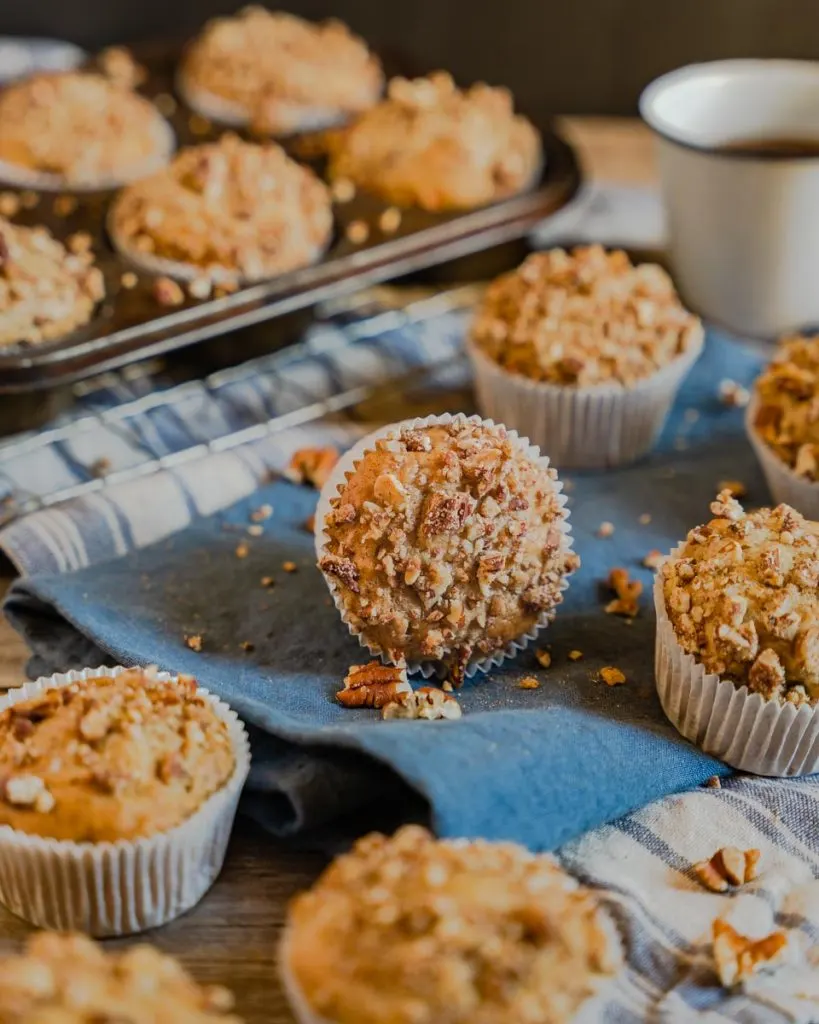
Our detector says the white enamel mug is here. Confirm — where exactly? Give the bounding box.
[640,59,819,338]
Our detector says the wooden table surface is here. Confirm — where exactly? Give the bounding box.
[0,117,657,1022]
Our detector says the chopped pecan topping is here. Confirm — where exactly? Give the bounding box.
[518,676,540,690]
[605,567,642,617]
[400,429,432,452]
[5,774,50,809]
[599,667,626,686]
[382,686,462,721]
[694,847,761,892]
[331,502,356,525]
[79,705,112,742]
[336,662,411,709]
[319,554,360,593]
[712,918,788,988]
[422,492,474,534]
[534,649,551,668]
[285,446,339,489]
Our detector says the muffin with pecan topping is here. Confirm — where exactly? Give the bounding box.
[327,71,541,211]
[282,825,622,1024]
[179,8,382,135]
[109,134,333,283]
[0,216,104,347]
[316,414,577,680]
[0,71,173,190]
[655,491,819,775]
[0,666,249,934]
[747,334,819,517]
[0,932,241,1023]
[468,245,704,468]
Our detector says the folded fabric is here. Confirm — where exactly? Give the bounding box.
[4,326,769,852]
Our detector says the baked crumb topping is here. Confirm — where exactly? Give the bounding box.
[287,825,620,1024]
[180,8,382,132]
[110,134,332,281]
[0,668,235,841]
[0,216,104,347]
[0,932,239,1022]
[0,72,170,186]
[661,492,819,702]
[319,419,578,669]
[471,246,703,387]
[752,335,819,480]
[328,71,542,211]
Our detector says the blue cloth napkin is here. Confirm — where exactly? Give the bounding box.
[3,326,770,851]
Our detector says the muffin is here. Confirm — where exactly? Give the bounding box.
[0,666,249,934]
[0,71,174,190]
[747,334,819,517]
[327,71,542,211]
[0,217,104,347]
[468,246,705,468]
[316,414,577,680]
[282,825,622,1024]
[179,8,383,135]
[109,134,333,283]
[0,932,241,1023]
[655,491,819,775]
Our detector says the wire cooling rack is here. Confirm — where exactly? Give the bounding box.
[0,284,481,527]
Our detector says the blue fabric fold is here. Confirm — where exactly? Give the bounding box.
[3,328,771,851]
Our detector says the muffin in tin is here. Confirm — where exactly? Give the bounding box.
[282,825,622,1024]
[747,334,819,516]
[0,71,174,190]
[179,7,383,135]
[0,217,105,348]
[655,491,819,775]
[468,246,704,468]
[109,134,333,284]
[0,932,241,1022]
[0,666,249,934]
[316,414,577,679]
[327,71,542,211]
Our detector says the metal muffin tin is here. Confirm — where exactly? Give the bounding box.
[0,42,581,394]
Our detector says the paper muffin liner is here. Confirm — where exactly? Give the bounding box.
[466,331,704,470]
[745,396,819,519]
[0,114,175,192]
[314,411,575,680]
[654,551,819,776]
[177,74,353,135]
[0,665,250,936]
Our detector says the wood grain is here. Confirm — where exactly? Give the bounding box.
[0,118,654,1022]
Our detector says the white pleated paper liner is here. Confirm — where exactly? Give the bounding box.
[653,555,819,776]
[0,113,175,192]
[466,329,704,470]
[177,74,354,135]
[745,396,819,520]
[314,411,575,680]
[0,665,250,936]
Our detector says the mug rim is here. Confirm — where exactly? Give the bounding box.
[639,57,819,160]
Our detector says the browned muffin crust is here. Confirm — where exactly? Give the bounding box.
[0,932,241,1023]
[752,335,819,479]
[180,7,383,133]
[0,217,104,347]
[319,419,578,671]
[287,825,621,1024]
[661,492,819,704]
[109,134,333,282]
[471,246,703,387]
[0,72,171,187]
[328,72,542,211]
[0,669,235,842]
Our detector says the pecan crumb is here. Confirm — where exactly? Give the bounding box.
[712,918,787,988]
[247,524,263,537]
[53,194,77,217]
[694,847,761,892]
[319,554,360,593]
[260,576,275,588]
[597,521,615,538]
[718,379,750,408]
[534,649,552,669]
[519,676,540,690]
[239,640,255,653]
[337,662,411,709]
[382,686,462,721]
[706,775,722,789]
[4,774,48,808]
[378,207,402,234]
[120,271,138,289]
[303,514,315,534]
[153,276,185,307]
[185,634,203,652]
[638,513,652,525]
[235,542,249,559]
[331,178,356,203]
[0,192,19,217]
[568,650,584,661]
[599,666,626,686]
[282,561,298,573]
[188,276,212,301]
[643,549,665,570]
[346,219,370,245]
[718,479,747,499]
[250,504,273,522]
[605,567,642,617]
[285,447,339,489]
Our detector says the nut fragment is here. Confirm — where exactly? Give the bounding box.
[596,521,615,538]
[97,45,147,88]
[235,542,249,559]
[53,195,77,217]
[378,207,402,234]
[642,549,665,570]
[285,447,339,489]
[694,846,761,892]
[331,178,355,203]
[250,504,273,522]
[719,379,750,408]
[568,650,583,661]
[282,561,298,573]
[337,662,411,709]
[185,634,203,652]
[518,676,540,690]
[153,276,185,307]
[599,666,626,686]
[718,479,747,499]
[605,567,642,617]
[120,270,138,289]
[534,649,551,669]
[705,775,722,789]
[79,706,111,742]
[5,774,48,807]
[638,513,652,525]
[712,918,788,988]
[346,219,370,245]
[187,276,212,301]
[382,686,462,721]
